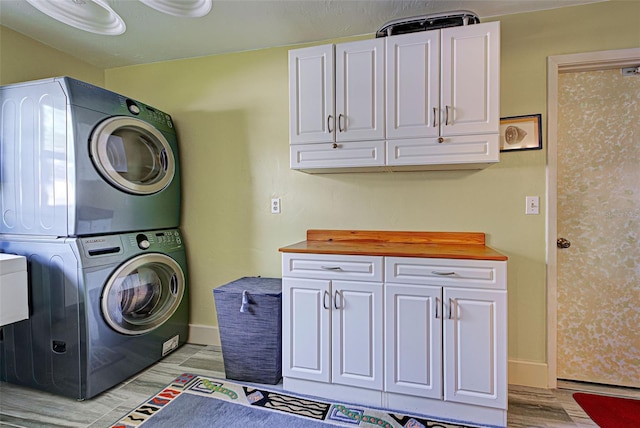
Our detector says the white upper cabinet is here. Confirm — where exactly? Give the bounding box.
[289,21,501,172]
[335,39,385,142]
[386,22,500,139]
[289,45,335,144]
[385,22,500,169]
[386,30,440,140]
[289,39,384,146]
[441,22,500,136]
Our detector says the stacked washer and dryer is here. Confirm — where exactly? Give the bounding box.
[0,77,189,399]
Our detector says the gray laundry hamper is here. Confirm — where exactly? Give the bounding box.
[213,277,282,384]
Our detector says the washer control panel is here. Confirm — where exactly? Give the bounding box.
[129,230,182,251]
[81,229,183,259]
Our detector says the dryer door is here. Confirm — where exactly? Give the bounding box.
[90,117,175,195]
[101,253,185,335]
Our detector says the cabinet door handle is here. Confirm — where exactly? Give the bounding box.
[338,114,345,132]
[445,105,451,126]
[433,107,438,127]
[321,266,343,271]
[327,115,334,133]
[323,290,330,310]
[448,298,455,320]
[435,297,440,319]
[333,290,343,310]
[432,271,456,276]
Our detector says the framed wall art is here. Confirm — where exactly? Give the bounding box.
[500,114,542,152]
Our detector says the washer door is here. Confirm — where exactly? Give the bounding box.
[102,253,185,335]
[90,117,175,195]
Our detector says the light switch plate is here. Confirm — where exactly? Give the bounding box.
[526,196,540,215]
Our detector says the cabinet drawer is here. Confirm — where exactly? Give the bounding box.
[290,141,385,170]
[283,253,383,282]
[385,257,506,290]
[387,134,499,167]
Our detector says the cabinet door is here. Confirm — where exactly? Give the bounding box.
[335,39,385,142]
[289,45,335,144]
[441,22,500,136]
[444,287,507,409]
[385,283,442,399]
[282,277,331,383]
[331,280,383,390]
[386,31,440,140]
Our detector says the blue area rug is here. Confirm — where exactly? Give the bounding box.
[110,373,485,427]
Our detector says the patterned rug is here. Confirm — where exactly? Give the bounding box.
[110,373,488,428]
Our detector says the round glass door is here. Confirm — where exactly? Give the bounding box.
[101,253,185,335]
[90,117,175,195]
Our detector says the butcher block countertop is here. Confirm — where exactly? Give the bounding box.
[279,230,508,261]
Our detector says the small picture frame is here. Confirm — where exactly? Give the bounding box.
[500,114,542,152]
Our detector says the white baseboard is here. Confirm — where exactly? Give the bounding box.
[187,324,220,346]
[186,327,551,389]
[508,359,549,388]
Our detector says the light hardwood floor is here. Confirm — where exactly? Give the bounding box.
[0,344,637,427]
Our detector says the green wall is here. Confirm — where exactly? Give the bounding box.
[0,25,103,86]
[3,0,639,386]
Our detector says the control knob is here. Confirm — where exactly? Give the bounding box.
[136,233,150,250]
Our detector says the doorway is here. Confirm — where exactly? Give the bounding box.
[547,48,640,389]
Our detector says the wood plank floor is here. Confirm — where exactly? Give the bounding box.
[0,344,637,427]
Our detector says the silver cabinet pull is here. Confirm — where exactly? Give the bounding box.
[333,290,343,310]
[433,107,438,127]
[323,290,330,310]
[321,266,343,271]
[332,143,338,149]
[445,105,451,125]
[448,298,454,320]
[432,271,456,276]
[327,115,334,133]
[338,114,345,132]
[435,297,440,319]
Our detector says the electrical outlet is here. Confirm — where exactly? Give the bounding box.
[526,196,539,215]
[271,198,281,214]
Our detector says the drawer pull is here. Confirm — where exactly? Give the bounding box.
[435,297,440,319]
[321,266,343,271]
[432,271,456,276]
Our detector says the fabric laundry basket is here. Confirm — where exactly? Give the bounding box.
[213,276,282,384]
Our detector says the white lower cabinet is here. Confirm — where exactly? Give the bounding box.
[443,287,507,409]
[384,283,442,399]
[282,252,507,427]
[282,277,383,390]
[282,253,384,392]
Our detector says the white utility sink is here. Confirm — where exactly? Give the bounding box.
[0,253,28,326]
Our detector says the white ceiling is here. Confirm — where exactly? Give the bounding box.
[0,0,605,69]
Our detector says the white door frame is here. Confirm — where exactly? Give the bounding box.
[546,47,640,388]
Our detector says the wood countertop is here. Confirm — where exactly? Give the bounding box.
[279,230,508,261]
